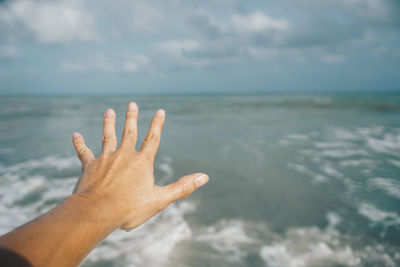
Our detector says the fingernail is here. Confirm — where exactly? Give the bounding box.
[127,102,137,112]
[104,108,115,118]
[72,132,81,140]
[194,175,209,188]
[156,109,165,118]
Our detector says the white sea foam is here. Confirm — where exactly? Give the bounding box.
[388,159,400,168]
[0,156,78,177]
[259,215,397,267]
[190,215,399,267]
[355,126,384,137]
[332,128,359,140]
[288,162,330,183]
[0,153,195,267]
[326,212,341,230]
[84,201,195,267]
[1,147,399,267]
[314,141,350,149]
[368,177,400,200]
[195,219,258,263]
[286,134,309,140]
[339,159,375,167]
[260,240,361,267]
[358,203,400,226]
[313,174,329,182]
[287,163,308,174]
[273,126,400,265]
[155,156,174,185]
[320,164,342,178]
[319,149,369,158]
[367,134,400,155]
[279,133,309,145]
[0,156,81,234]
[1,175,47,205]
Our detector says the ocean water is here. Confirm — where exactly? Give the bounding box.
[0,93,400,267]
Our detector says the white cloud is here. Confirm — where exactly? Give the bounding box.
[320,54,346,64]
[152,12,292,68]
[62,53,152,73]
[62,53,113,72]
[0,0,398,76]
[155,39,206,68]
[123,54,152,73]
[247,47,306,63]
[3,0,100,43]
[155,40,200,55]
[232,11,290,33]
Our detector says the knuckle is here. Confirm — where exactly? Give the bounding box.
[177,183,189,199]
[77,146,88,156]
[82,159,93,168]
[123,129,136,137]
[102,135,117,143]
[144,133,158,143]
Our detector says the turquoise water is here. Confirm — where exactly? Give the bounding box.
[0,93,400,266]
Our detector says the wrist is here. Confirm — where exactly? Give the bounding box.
[65,193,122,234]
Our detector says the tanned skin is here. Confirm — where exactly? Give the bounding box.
[0,102,209,267]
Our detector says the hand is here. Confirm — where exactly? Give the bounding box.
[71,102,209,231]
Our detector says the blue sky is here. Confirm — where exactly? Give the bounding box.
[0,0,399,94]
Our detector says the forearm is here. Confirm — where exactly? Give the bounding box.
[0,194,117,267]
[0,103,209,266]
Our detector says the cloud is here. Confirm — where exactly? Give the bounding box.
[188,14,224,39]
[123,54,152,73]
[61,53,113,72]
[155,40,200,55]
[155,39,210,68]
[232,12,290,33]
[153,11,292,68]
[0,0,399,93]
[62,53,151,73]
[1,0,100,43]
[319,54,346,64]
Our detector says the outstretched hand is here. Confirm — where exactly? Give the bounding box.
[71,102,209,231]
[0,102,208,267]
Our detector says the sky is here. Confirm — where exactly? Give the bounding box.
[0,0,399,94]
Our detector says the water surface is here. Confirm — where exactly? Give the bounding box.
[0,93,399,266]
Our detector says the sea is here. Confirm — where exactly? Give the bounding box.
[0,93,399,267]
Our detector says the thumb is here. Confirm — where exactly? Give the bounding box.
[159,173,209,206]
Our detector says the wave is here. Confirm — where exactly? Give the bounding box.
[369,178,400,200]
[84,202,195,267]
[0,155,197,266]
[358,203,400,226]
[192,214,399,267]
[367,134,400,156]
